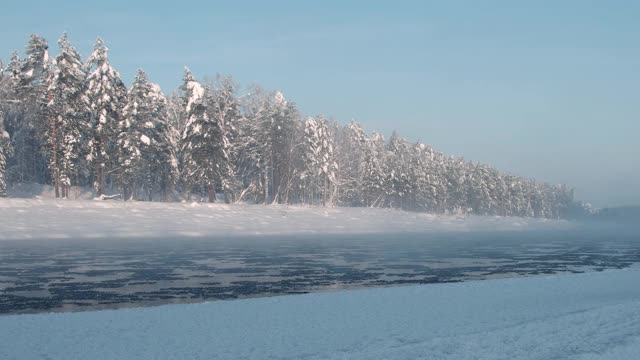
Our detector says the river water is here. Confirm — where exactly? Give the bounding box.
[1,225,639,315]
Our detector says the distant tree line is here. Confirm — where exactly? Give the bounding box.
[0,34,576,218]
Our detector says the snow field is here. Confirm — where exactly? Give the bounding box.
[0,198,573,241]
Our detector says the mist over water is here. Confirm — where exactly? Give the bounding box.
[1,223,639,315]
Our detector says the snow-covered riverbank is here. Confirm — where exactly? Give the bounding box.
[1,268,639,359]
[0,198,573,241]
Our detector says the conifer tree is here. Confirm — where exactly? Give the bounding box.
[85,38,127,196]
[207,76,239,202]
[117,70,146,199]
[0,128,11,197]
[334,122,367,206]
[385,131,412,208]
[119,69,177,200]
[0,57,15,196]
[11,35,52,184]
[362,132,386,207]
[47,33,89,198]
[235,88,273,203]
[302,116,338,206]
[147,82,180,201]
[180,67,226,202]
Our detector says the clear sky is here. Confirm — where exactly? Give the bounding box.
[1,0,638,207]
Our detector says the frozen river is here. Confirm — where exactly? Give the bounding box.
[1,225,639,315]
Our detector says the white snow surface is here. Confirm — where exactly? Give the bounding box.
[1,268,639,359]
[139,134,151,145]
[0,197,572,241]
[185,80,205,113]
[274,90,287,107]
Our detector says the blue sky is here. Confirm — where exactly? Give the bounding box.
[1,0,639,207]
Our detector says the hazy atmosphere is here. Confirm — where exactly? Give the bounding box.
[2,3,640,359]
[1,0,638,207]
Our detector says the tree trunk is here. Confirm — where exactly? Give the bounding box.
[147,165,153,201]
[97,166,104,196]
[50,109,59,198]
[322,175,327,207]
[263,166,269,205]
[207,182,215,203]
[96,137,105,196]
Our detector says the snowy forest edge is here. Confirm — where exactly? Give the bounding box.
[0,34,594,220]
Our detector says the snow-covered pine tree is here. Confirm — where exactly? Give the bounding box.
[424,148,448,213]
[165,92,186,194]
[46,33,90,198]
[504,175,524,216]
[0,57,16,194]
[5,52,22,84]
[468,163,496,215]
[361,132,386,207]
[0,59,4,104]
[385,131,412,209]
[0,58,8,111]
[443,156,469,214]
[491,168,509,216]
[0,56,12,196]
[0,124,12,197]
[147,82,180,201]
[270,93,301,204]
[407,143,430,211]
[85,37,127,196]
[349,122,368,205]
[118,70,178,201]
[332,122,365,206]
[10,35,52,184]
[180,67,227,202]
[206,76,240,202]
[530,181,548,218]
[44,55,62,198]
[117,70,147,200]
[1,51,22,118]
[166,92,187,136]
[236,89,302,204]
[235,87,271,203]
[301,117,320,204]
[302,116,338,206]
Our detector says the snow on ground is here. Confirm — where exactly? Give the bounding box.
[7,182,95,200]
[0,197,573,241]
[1,268,639,359]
